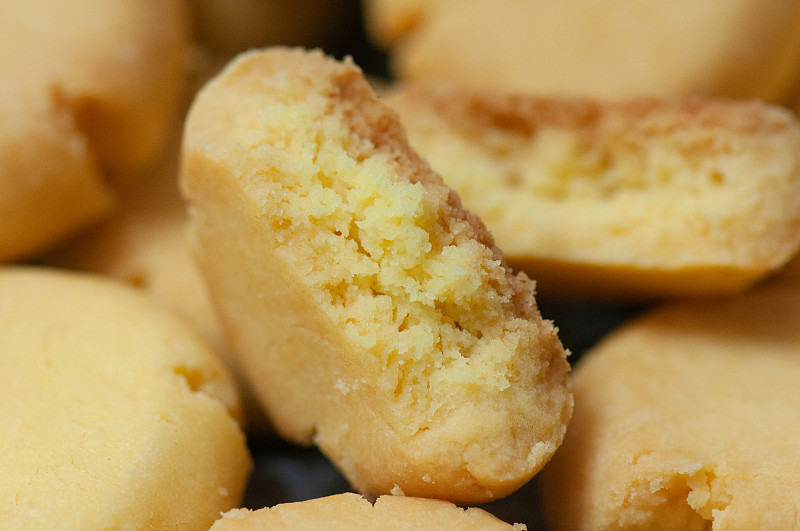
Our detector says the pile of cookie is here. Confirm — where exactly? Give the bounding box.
[4,1,800,529]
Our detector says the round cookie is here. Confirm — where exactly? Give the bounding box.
[210,493,526,530]
[181,47,572,503]
[367,0,800,103]
[386,84,800,300]
[0,0,190,262]
[44,107,274,439]
[537,283,800,529]
[0,266,252,530]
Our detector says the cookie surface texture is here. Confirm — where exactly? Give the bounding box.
[386,85,800,300]
[210,493,526,530]
[181,47,572,503]
[0,266,252,530]
[538,283,800,529]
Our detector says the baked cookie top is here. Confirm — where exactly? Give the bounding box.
[0,266,251,530]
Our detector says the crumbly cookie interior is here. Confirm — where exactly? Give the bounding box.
[233,67,548,430]
[391,91,800,268]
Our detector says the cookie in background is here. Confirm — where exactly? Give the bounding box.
[386,84,800,301]
[0,0,191,263]
[191,0,362,57]
[537,278,800,529]
[42,61,274,439]
[210,493,526,530]
[365,0,800,104]
[0,266,251,530]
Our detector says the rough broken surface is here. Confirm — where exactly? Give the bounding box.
[181,47,572,503]
[538,282,800,530]
[386,84,800,299]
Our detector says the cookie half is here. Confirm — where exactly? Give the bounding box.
[387,84,800,300]
[181,47,572,503]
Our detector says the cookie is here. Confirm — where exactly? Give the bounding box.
[181,47,572,503]
[366,0,800,103]
[0,266,252,530]
[210,493,526,530]
[538,283,800,529]
[386,84,800,300]
[0,85,113,263]
[42,70,273,439]
[0,0,190,262]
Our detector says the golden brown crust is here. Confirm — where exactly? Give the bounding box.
[327,62,531,318]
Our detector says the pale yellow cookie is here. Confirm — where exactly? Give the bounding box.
[538,283,800,530]
[44,102,273,439]
[0,266,252,530]
[0,0,190,262]
[386,84,800,300]
[366,0,800,104]
[181,47,572,503]
[210,493,526,530]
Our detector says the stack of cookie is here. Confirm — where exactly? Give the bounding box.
[4,1,800,529]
